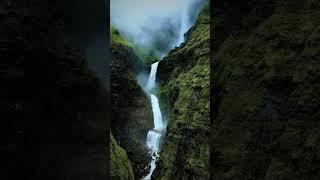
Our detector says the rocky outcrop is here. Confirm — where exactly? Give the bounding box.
[0,1,107,179]
[111,39,153,178]
[154,8,210,179]
[213,0,320,179]
[110,132,135,180]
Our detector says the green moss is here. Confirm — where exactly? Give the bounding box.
[110,25,160,65]
[110,25,132,47]
[110,132,135,180]
[133,46,160,64]
[213,1,320,179]
[154,10,210,179]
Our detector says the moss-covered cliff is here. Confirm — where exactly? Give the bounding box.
[110,132,135,180]
[213,0,320,179]
[154,7,210,179]
[111,26,149,75]
[110,28,153,179]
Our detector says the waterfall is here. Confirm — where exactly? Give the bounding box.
[146,130,161,151]
[177,1,189,45]
[145,62,159,91]
[143,62,165,180]
[150,94,164,131]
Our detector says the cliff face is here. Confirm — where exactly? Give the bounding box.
[110,132,135,180]
[213,0,320,179]
[110,35,153,178]
[154,8,210,179]
[0,1,107,179]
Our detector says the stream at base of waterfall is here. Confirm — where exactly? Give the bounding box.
[142,62,165,180]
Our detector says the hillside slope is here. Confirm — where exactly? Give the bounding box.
[154,7,210,179]
[213,0,320,179]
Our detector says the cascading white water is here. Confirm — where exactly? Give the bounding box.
[146,130,161,151]
[143,62,165,180]
[150,94,164,131]
[145,62,159,91]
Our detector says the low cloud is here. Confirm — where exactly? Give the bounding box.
[111,0,205,58]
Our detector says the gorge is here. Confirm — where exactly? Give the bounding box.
[110,0,210,179]
[2,0,320,179]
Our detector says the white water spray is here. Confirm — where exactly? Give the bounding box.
[145,62,159,91]
[143,62,165,180]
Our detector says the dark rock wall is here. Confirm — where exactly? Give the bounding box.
[0,0,108,179]
[213,0,320,179]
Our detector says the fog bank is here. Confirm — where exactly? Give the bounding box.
[111,0,205,58]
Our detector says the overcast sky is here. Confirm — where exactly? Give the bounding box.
[110,0,205,57]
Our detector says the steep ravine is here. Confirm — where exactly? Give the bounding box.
[213,0,320,179]
[153,8,210,179]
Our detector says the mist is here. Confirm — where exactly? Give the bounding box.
[111,0,206,58]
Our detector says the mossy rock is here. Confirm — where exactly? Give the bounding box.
[110,132,135,180]
[153,8,210,180]
[110,25,132,47]
[213,0,320,179]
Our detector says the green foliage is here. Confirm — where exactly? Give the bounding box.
[133,46,160,63]
[110,25,160,64]
[110,132,135,180]
[143,54,159,63]
[154,9,210,180]
[213,1,320,179]
[110,25,132,47]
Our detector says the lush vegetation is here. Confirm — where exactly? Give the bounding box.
[212,0,320,179]
[134,46,160,64]
[110,132,135,180]
[111,25,160,65]
[110,25,132,47]
[153,8,210,180]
